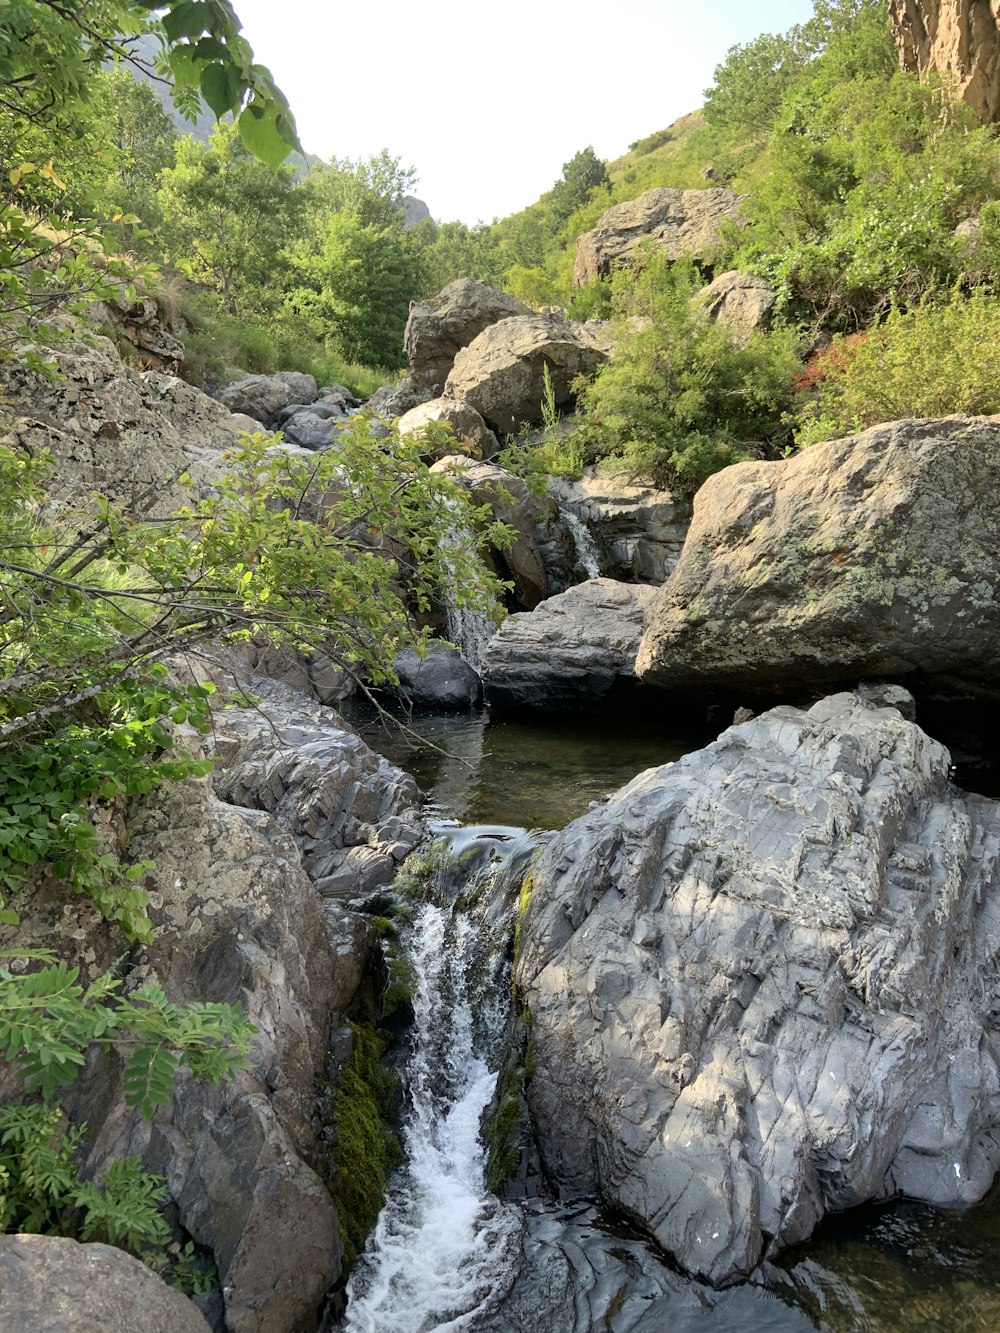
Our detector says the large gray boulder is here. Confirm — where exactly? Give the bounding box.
[481,578,658,709]
[515,691,1000,1286]
[443,314,609,435]
[694,269,776,345]
[404,278,530,393]
[0,1235,210,1333]
[550,469,691,584]
[637,416,1000,696]
[573,187,745,286]
[219,371,318,426]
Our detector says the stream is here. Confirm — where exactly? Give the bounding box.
[338,703,1000,1333]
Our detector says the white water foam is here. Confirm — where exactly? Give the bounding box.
[561,510,602,580]
[343,903,519,1332]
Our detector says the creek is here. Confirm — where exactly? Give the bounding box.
[339,703,1000,1333]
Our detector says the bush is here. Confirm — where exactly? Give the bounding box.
[795,288,1000,443]
[578,254,801,495]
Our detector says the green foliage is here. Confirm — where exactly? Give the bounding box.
[287,209,426,370]
[331,1024,402,1268]
[0,1103,170,1254]
[579,255,800,495]
[158,121,301,314]
[301,151,417,233]
[796,288,1000,443]
[546,146,610,227]
[0,952,253,1110]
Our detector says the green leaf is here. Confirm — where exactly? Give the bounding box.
[162,1,214,43]
[236,101,293,168]
[199,62,245,117]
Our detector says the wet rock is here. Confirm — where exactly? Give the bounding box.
[0,1235,210,1333]
[481,578,658,709]
[392,643,483,710]
[516,690,1000,1286]
[404,278,530,393]
[637,416,1000,697]
[695,270,776,345]
[573,187,745,286]
[444,314,609,436]
[397,396,499,460]
[549,469,691,584]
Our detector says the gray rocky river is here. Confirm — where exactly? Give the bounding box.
[338,703,1000,1333]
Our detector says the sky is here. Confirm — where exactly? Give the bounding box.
[232,0,815,225]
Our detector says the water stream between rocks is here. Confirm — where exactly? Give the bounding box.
[338,705,1000,1333]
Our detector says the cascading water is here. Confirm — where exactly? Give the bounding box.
[560,509,602,580]
[342,825,536,1333]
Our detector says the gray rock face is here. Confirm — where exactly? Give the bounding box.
[695,270,776,345]
[397,396,500,460]
[364,376,435,421]
[481,578,658,709]
[444,314,609,435]
[281,408,343,449]
[515,691,1000,1286]
[0,1235,210,1333]
[88,289,185,373]
[637,416,1000,695]
[392,643,482,709]
[573,187,745,286]
[1,337,258,514]
[550,469,691,584]
[404,278,530,393]
[219,371,318,426]
[213,683,425,896]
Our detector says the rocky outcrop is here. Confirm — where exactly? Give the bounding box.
[549,469,691,584]
[88,289,185,374]
[695,270,776,345]
[0,337,260,513]
[481,578,658,709]
[364,377,435,421]
[515,690,1000,1286]
[0,1235,210,1333]
[404,278,530,393]
[213,682,424,900]
[396,396,500,459]
[430,455,562,610]
[573,188,745,286]
[443,315,609,435]
[637,416,1000,696]
[219,371,319,426]
[891,0,1000,124]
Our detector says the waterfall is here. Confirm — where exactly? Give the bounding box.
[342,825,537,1333]
[561,510,602,580]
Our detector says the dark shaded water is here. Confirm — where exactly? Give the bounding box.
[349,701,1000,1332]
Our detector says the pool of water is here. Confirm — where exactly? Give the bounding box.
[346,702,718,830]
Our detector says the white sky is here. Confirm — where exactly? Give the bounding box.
[232,0,815,224]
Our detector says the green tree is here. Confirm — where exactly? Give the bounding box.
[547,146,610,226]
[158,121,301,313]
[302,150,418,232]
[288,210,426,368]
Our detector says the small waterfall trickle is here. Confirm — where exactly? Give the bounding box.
[342,825,537,1333]
[561,509,602,580]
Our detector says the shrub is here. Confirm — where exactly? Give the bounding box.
[578,254,800,495]
[795,287,1000,443]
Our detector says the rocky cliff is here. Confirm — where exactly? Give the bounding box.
[891,0,1000,123]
